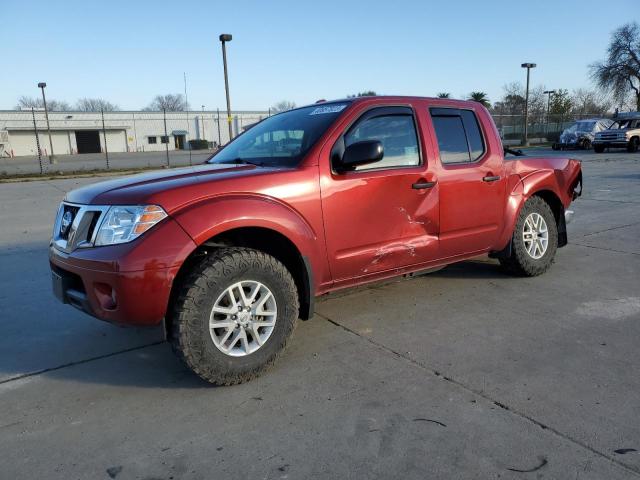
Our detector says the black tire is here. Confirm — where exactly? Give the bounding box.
[581,138,591,150]
[594,144,605,153]
[552,143,559,151]
[499,196,558,277]
[169,248,299,385]
[627,137,639,153]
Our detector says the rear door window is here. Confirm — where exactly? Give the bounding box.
[430,108,486,164]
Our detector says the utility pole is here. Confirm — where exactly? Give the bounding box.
[201,105,205,139]
[219,34,233,142]
[38,82,56,163]
[101,108,109,169]
[216,108,222,147]
[520,63,537,146]
[31,107,43,174]
[543,90,556,137]
[163,108,170,167]
[184,72,192,165]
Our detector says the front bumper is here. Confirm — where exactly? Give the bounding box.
[49,217,196,326]
[593,141,628,148]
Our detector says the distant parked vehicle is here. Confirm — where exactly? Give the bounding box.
[553,118,614,151]
[592,112,640,153]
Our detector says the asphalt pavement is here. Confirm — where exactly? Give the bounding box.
[0,148,639,479]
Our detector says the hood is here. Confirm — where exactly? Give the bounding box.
[65,163,283,212]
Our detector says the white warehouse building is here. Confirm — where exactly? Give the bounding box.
[0,109,269,157]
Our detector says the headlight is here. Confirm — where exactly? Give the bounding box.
[95,205,167,246]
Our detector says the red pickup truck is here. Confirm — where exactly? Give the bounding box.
[50,96,582,384]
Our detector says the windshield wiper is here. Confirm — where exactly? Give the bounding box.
[218,158,264,166]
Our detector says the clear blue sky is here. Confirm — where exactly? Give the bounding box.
[1,0,635,111]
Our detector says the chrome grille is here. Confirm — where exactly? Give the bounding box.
[52,202,110,253]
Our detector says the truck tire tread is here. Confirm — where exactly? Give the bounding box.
[169,247,299,385]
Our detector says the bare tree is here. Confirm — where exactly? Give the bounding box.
[270,100,297,113]
[571,88,612,116]
[491,83,525,116]
[590,22,640,110]
[76,98,119,112]
[15,96,71,111]
[144,94,187,111]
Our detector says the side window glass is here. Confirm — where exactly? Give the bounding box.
[460,110,485,161]
[431,116,470,164]
[431,109,486,164]
[344,114,420,170]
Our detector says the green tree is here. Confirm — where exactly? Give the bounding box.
[590,22,640,110]
[468,91,490,108]
[347,91,377,98]
[436,92,450,98]
[549,89,573,115]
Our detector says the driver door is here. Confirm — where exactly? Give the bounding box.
[319,105,439,283]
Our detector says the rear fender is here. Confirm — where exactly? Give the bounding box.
[494,170,568,252]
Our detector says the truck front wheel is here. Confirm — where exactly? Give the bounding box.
[499,196,558,277]
[593,144,605,153]
[169,248,299,385]
[627,137,639,153]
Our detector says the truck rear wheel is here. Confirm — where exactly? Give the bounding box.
[169,248,299,385]
[499,196,558,277]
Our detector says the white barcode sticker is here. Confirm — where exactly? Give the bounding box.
[309,104,347,115]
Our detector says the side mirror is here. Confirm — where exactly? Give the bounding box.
[338,140,384,172]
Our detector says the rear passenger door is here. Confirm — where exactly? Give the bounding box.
[429,107,506,256]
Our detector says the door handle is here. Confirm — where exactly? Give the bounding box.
[482,175,500,182]
[412,181,437,190]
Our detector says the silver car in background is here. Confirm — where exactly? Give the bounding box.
[553,118,614,150]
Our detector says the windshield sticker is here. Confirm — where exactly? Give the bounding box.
[309,104,347,115]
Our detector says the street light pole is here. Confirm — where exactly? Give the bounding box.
[543,90,556,137]
[521,63,536,146]
[38,82,56,164]
[201,105,205,139]
[219,33,233,143]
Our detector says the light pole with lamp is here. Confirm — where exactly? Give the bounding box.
[219,34,233,142]
[38,82,56,163]
[201,105,205,139]
[521,63,536,146]
[543,89,556,137]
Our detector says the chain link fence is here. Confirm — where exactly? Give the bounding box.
[0,109,269,176]
[0,109,615,176]
[492,112,608,145]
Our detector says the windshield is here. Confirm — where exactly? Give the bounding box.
[612,119,640,129]
[575,121,596,132]
[208,102,351,167]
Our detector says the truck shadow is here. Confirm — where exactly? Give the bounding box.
[1,247,505,389]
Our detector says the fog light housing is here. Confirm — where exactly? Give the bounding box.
[94,283,117,310]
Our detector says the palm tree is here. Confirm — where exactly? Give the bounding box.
[469,91,491,108]
[437,92,450,98]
